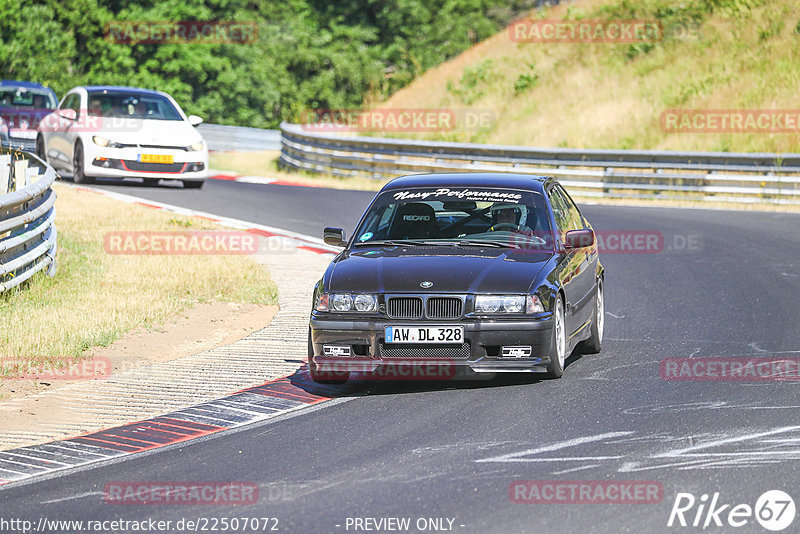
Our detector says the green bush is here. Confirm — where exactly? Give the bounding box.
[0,0,539,128]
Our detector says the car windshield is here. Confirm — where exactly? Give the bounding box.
[0,88,56,110]
[86,90,183,120]
[352,187,554,250]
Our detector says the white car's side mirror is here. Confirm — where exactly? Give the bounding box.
[188,115,204,127]
[58,109,77,121]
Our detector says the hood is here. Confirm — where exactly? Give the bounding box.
[327,246,552,294]
[35,114,203,146]
[0,107,52,131]
[89,118,203,146]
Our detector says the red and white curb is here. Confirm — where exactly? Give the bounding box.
[59,182,338,256]
[208,170,323,188]
[0,369,358,487]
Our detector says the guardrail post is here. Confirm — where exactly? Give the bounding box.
[0,155,10,194]
[14,160,29,191]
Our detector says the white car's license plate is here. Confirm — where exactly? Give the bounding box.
[385,326,464,344]
[10,130,37,139]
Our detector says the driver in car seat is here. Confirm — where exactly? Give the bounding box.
[489,203,533,235]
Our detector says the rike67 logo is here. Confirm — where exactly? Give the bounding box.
[668,490,795,531]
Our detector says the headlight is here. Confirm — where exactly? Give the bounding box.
[354,294,378,312]
[475,295,526,314]
[186,141,204,151]
[92,135,110,147]
[316,293,378,313]
[332,293,353,312]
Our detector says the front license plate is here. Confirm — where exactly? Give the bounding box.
[385,326,464,344]
[138,153,174,164]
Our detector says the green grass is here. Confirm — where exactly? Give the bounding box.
[0,184,278,375]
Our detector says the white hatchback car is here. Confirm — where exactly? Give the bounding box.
[36,86,208,188]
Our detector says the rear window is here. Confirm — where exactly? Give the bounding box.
[0,88,57,110]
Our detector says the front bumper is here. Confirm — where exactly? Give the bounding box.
[89,157,207,180]
[310,314,555,374]
[84,145,209,180]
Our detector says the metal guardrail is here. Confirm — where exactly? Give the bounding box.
[0,151,57,292]
[198,123,281,152]
[279,122,800,205]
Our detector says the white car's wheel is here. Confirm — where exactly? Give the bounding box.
[72,142,94,184]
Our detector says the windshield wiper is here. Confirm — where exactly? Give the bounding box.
[456,239,520,249]
[353,239,432,247]
[353,239,521,249]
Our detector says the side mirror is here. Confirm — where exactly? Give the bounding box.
[188,115,204,127]
[565,228,595,249]
[58,109,77,121]
[323,227,346,247]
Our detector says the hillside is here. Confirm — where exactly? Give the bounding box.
[378,0,800,153]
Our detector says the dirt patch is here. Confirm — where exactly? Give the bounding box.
[0,301,277,404]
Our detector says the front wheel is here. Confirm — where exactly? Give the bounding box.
[183,180,204,189]
[578,280,604,354]
[545,296,566,378]
[72,142,94,184]
[307,330,350,384]
[36,136,46,163]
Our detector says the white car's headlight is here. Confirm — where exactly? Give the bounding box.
[92,135,110,147]
[316,293,378,313]
[475,295,529,314]
[186,141,205,151]
[92,135,123,148]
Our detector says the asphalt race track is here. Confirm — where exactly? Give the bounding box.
[3,177,800,533]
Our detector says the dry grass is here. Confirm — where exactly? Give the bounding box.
[0,184,277,372]
[378,0,800,153]
[209,150,387,191]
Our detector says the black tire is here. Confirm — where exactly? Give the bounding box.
[183,180,204,189]
[143,178,160,186]
[545,295,566,378]
[36,136,46,162]
[578,280,604,354]
[72,142,94,184]
[307,329,350,384]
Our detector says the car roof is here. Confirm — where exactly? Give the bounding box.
[0,80,56,93]
[380,173,552,193]
[82,86,165,96]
